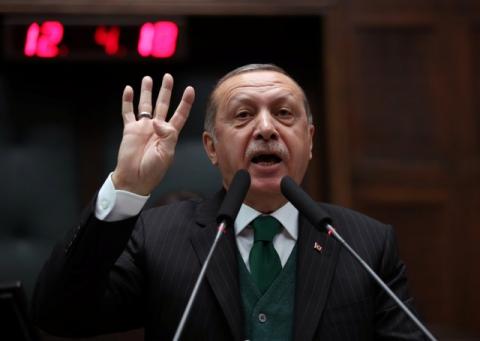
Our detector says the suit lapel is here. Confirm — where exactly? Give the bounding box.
[190,190,244,341]
[293,215,341,341]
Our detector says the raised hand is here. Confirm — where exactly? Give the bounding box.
[112,74,195,195]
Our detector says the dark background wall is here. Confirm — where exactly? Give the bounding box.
[0,0,479,340]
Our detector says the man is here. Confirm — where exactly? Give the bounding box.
[33,64,425,340]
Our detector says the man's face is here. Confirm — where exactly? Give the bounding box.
[203,70,314,211]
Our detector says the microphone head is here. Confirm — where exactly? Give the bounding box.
[280,176,332,231]
[216,169,251,226]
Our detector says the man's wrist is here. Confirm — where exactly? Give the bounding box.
[95,173,150,222]
[111,170,150,196]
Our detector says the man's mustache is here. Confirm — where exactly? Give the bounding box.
[245,140,289,161]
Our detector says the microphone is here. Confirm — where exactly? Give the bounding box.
[280,176,437,341]
[173,169,250,341]
[216,169,251,227]
[280,176,332,230]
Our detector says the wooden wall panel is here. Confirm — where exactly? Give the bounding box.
[351,27,439,162]
[458,185,480,331]
[325,2,480,337]
[471,26,480,155]
[453,21,480,333]
[354,201,453,323]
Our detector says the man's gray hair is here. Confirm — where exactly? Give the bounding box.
[204,64,313,138]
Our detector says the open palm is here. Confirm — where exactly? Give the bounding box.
[112,74,195,195]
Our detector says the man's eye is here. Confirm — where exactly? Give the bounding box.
[278,108,293,117]
[235,111,251,119]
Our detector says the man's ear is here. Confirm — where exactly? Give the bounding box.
[202,131,218,165]
[308,124,315,160]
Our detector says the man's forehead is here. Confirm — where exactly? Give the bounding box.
[214,70,303,101]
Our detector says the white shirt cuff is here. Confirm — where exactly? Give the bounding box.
[95,173,150,222]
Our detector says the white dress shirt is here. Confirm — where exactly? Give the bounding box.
[234,202,298,271]
[95,174,299,271]
[95,173,149,221]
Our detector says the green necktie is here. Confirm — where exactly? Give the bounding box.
[249,215,282,294]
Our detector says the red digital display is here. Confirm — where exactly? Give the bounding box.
[138,21,178,58]
[94,26,120,56]
[3,16,185,60]
[24,21,64,58]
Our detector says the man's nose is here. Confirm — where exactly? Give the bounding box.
[254,110,278,141]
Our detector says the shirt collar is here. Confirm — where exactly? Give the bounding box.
[234,201,299,240]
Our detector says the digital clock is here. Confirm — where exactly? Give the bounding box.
[2,15,186,60]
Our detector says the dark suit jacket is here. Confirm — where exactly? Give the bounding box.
[33,190,426,340]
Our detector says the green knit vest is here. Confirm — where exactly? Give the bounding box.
[238,246,297,341]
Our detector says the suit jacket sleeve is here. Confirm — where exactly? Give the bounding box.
[374,225,425,339]
[32,195,146,337]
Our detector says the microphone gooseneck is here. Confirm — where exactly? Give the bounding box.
[173,170,250,341]
[280,176,437,341]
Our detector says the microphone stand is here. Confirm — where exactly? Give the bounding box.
[172,169,250,341]
[280,175,437,340]
[172,221,227,341]
[325,223,437,341]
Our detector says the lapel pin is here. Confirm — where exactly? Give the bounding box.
[314,242,323,253]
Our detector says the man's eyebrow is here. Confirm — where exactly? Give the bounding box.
[271,93,301,106]
[275,92,296,101]
[226,94,254,106]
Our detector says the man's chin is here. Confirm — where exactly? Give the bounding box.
[249,176,282,196]
[245,178,287,212]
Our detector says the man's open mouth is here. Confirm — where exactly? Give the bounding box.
[251,154,282,165]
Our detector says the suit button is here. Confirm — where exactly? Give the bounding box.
[258,313,267,323]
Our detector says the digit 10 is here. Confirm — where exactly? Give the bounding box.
[24,21,64,58]
[137,21,178,58]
